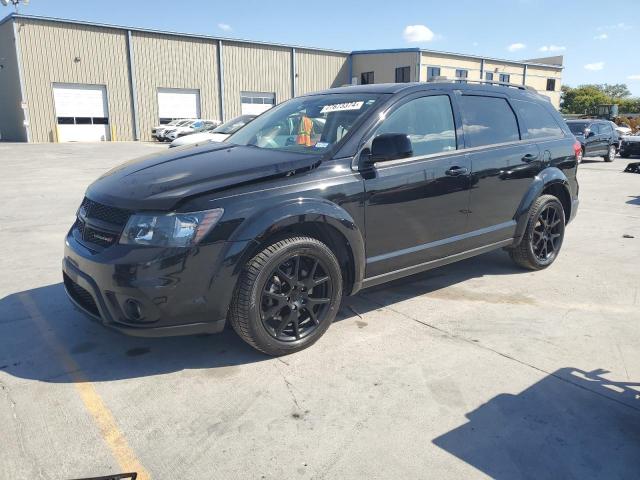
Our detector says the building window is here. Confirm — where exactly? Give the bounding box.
[485,72,494,81]
[499,73,510,83]
[427,66,441,82]
[361,71,375,85]
[395,66,411,83]
[455,69,468,83]
[546,78,556,91]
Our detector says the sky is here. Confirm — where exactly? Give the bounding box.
[4,0,640,95]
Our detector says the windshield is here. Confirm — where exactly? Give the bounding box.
[567,122,588,135]
[214,115,256,134]
[228,93,382,154]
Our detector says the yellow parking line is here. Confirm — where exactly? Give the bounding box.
[18,293,151,480]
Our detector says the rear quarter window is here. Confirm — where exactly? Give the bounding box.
[458,95,520,148]
[512,100,564,139]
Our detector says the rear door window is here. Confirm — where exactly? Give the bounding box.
[512,100,564,139]
[458,95,520,148]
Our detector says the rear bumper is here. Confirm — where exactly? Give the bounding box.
[62,231,235,337]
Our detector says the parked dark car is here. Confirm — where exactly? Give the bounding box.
[63,82,580,355]
[566,119,618,162]
[619,132,640,158]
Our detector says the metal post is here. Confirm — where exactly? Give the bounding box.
[12,19,30,142]
[480,58,484,81]
[416,51,421,82]
[523,64,527,86]
[126,30,140,141]
[217,40,225,122]
[291,47,296,98]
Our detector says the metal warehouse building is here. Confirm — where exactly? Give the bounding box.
[0,14,563,143]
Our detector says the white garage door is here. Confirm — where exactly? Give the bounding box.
[157,88,201,122]
[241,92,275,115]
[53,84,110,142]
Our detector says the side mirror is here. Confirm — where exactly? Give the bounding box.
[368,133,413,164]
[585,129,594,138]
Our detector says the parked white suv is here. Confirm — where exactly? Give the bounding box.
[164,119,220,141]
[169,115,256,148]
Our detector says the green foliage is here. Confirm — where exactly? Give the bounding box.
[561,83,639,114]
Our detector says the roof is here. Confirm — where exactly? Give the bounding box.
[351,48,564,70]
[0,13,350,55]
[0,13,563,69]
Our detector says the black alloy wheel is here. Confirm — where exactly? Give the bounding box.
[531,203,563,263]
[229,236,342,355]
[509,194,565,270]
[260,254,332,341]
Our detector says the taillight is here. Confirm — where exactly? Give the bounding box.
[573,140,582,164]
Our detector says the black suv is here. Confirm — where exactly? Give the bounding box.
[566,119,618,162]
[63,82,580,355]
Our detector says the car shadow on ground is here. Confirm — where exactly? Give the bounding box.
[627,195,640,206]
[0,250,524,383]
[433,367,640,479]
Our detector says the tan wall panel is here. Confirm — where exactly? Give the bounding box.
[420,53,482,81]
[352,52,418,84]
[15,19,133,142]
[0,20,26,141]
[295,49,349,95]
[132,32,219,141]
[222,42,291,119]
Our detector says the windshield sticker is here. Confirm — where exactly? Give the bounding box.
[314,142,329,148]
[320,101,364,114]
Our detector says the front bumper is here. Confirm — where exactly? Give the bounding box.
[62,230,231,337]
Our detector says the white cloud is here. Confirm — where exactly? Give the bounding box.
[507,43,526,52]
[217,23,232,32]
[597,22,631,31]
[628,74,640,80]
[472,41,479,47]
[584,62,605,71]
[538,45,566,52]
[594,33,608,40]
[403,25,435,43]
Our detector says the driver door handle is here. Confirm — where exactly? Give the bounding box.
[445,166,469,176]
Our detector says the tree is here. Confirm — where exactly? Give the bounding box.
[602,83,631,100]
[560,83,638,114]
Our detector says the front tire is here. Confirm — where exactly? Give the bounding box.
[229,236,343,356]
[509,195,565,270]
[604,144,616,162]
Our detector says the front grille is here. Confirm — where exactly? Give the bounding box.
[80,197,131,226]
[63,273,100,317]
[76,198,130,250]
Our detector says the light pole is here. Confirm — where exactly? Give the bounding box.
[0,0,31,13]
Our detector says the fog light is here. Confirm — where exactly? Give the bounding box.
[124,298,144,322]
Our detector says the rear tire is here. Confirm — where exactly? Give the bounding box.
[229,236,343,356]
[509,195,565,271]
[604,145,616,162]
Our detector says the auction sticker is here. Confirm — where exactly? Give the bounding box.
[320,101,364,113]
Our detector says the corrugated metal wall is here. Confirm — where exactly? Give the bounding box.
[15,19,134,143]
[295,49,349,95]
[0,20,26,142]
[131,32,220,141]
[222,42,291,119]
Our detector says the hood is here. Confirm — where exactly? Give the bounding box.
[86,143,322,211]
[622,135,640,142]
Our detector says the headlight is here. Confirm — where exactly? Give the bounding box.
[120,208,224,247]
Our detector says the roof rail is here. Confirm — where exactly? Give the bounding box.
[430,77,538,92]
